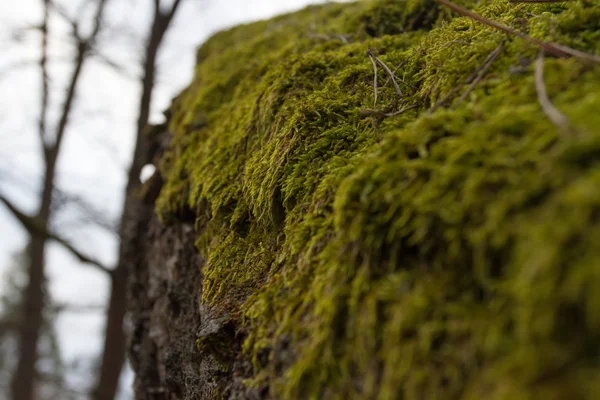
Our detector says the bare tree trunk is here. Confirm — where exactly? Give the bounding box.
[10,177,52,400]
[10,1,109,398]
[93,268,127,400]
[92,2,183,398]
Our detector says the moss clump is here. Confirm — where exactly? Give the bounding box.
[157,0,600,398]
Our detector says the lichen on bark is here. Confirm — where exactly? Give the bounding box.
[150,0,600,398]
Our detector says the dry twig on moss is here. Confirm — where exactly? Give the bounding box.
[435,0,600,64]
[456,40,505,105]
[367,49,378,108]
[382,59,409,87]
[510,0,572,2]
[359,104,419,118]
[372,52,403,98]
[534,50,574,136]
[429,40,505,113]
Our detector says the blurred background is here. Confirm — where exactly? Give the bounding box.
[0,1,341,398]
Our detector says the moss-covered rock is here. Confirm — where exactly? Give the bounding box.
[156,0,600,398]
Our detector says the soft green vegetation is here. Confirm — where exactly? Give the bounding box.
[157,0,600,398]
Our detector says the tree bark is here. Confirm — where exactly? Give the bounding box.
[93,268,127,400]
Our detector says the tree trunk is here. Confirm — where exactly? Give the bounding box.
[92,268,127,400]
[10,157,55,400]
[92,4,183,398]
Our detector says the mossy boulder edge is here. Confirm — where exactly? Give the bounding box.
[153,0,600,398]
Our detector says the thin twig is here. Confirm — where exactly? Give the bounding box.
[510,0,571,2]
[50,0,109,165]
[429,40,505,113]
[534,50,574,136]
[371,50,403,98]
[383,59,408,87]
[360,104,419,118]
[456,40,505,105]
[0,195,113,275]
[434,0,600,64]
[39,0,50,151]
[367,49,378,108]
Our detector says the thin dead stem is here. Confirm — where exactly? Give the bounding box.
[372,53,403,98]
[360,104,419,118]
[367,49,378,108]
[510,0,571,2]
[435,0,600,64]
[456,40,505,106]
[429,40,505,113]
[535,50,574,136]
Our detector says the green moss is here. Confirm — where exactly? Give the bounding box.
[157,0,600,398]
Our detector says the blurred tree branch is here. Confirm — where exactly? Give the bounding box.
[0,195,113,275]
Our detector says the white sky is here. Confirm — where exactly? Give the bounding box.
[0,0,344,397]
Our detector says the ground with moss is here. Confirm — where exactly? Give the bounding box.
[137,0,600,398]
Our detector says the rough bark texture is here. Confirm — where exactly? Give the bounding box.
[126,124,261,400]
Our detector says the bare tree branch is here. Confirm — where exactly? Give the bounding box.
[430,42,506,113]
[49,0,82,42]
[39,0,50,152]
[167,0,183,21]
[0,195,113,275]
[434,0,600,64]
[51,302,106,313]
[0,319,19,334]
[50,0,108,159]
[91,49,139,80]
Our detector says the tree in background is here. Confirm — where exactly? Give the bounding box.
[5,1,111,399]
[93,1,184,398]
[0,0,190,398]
[0,248,76,399]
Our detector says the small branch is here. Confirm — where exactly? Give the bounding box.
[167,0,183,21]
[455,40,505,106]
[39,0,50,151]
[51,302,106,313]
[0,319,19,334]
[0,195,113,275]
[510,0,571,2]
[535,50,574,136]
[49,0,109,165]
[91,50,138,80]
[360,104,419,118]
[50,1,82,41]
[372,51,403,98]
[383,59,409,88]
[434,0,600,64]
[429,40,505,113]
[367,49,378,108]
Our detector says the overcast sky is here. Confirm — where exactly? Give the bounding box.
[0,0,341,397]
